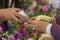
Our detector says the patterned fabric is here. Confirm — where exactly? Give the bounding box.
[51,24,60,40]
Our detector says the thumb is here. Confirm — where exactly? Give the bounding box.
[14,8,21,12]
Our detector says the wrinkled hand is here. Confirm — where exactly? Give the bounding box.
[25,17,49,32]
[0,8,28,23]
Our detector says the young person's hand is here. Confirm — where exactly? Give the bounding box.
[0,8,28,23]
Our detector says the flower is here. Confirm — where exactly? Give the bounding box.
[42,4,51,13]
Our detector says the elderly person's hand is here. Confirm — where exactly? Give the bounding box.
[25,17,49,32]
[0,8,28,23]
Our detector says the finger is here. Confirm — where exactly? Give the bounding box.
[14,12,20,17]
[28,20,37,24]
[12,15,23,23]
[18,13,28,21]
[14,12,28,22]
[24,23,35,29]
[14,8,21,12]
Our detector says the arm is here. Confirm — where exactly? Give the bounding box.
[46,24,60,40]
[51,24,60,40]
[0,9,6,23]
[27,16,60,40]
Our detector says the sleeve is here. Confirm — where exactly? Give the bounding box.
[51,24,60,40]
[46,23,60,40]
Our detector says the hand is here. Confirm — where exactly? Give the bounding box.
[25,17,49,32]
[0,8,28,23]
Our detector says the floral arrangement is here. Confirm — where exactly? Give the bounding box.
[0,0,58,40]
[0,15,54,40]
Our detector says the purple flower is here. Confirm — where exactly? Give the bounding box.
[1,24,6,32]
[20,28,27,37]
[14,30,23,39]
[2,37,7,40]
[9,35,16,40]
[42,4,51,13]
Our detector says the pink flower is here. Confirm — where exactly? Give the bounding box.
[42,4,51,13]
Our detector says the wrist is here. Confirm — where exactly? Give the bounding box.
[0,9,3,17]
[0,9,7,22]
[43,22,49,32]
[39,21,49,32]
